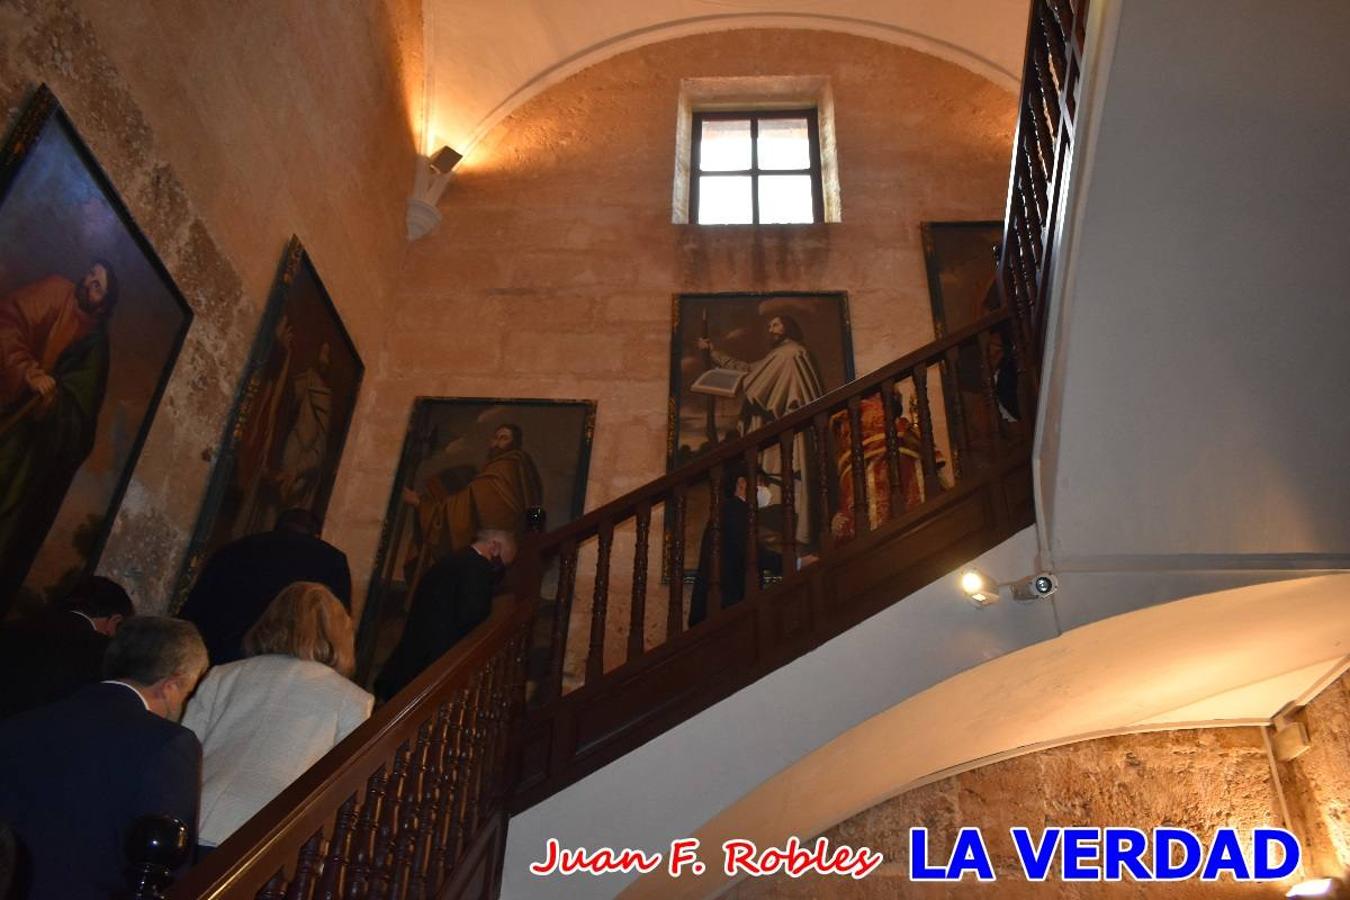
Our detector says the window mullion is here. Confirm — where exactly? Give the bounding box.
[750,116,760,225]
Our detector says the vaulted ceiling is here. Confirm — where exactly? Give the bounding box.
[423,0,1031,152]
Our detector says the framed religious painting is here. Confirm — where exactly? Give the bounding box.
[175,236,363,605]
[920,221,1017,466]
[355,396,596,683]
[0,85,193,616]
[666,292,854,583]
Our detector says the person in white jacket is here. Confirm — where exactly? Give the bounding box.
[182,581,372,849]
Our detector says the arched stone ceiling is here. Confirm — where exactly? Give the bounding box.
[424,0,1030,152]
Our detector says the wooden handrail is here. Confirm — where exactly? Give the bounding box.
[169,545,541,900]
[537,307,1016,551]
[999,0,1090,361]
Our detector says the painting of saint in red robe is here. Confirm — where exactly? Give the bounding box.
[0,87,191,615]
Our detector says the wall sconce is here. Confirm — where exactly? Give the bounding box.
[406,145,462,241]
[959,568,1058,607]
[1288,877,1345,898]
[960,569,998,606]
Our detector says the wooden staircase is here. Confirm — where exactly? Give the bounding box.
[166,1,1087,896]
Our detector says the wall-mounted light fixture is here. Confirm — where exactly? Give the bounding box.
[406,145,463,241]
[1288,877,1344,898]
[959,569,1058,607]
[960,568,998,606]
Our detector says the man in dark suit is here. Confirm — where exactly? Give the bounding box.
[689,465,783,627]
[178,507,351,664]
[0,616,207,899]
[374,529,514,702]
[0,575,135,719]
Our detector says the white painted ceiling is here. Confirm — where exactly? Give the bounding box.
[423,0,1031,152]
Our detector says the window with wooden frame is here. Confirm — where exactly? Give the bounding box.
[690,110,824,225]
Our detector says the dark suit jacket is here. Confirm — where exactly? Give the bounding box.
[689,496,783,627]
[375,548,496,701]
[0,611,109,719]
[178,527,352,664]
[0,682,201,899]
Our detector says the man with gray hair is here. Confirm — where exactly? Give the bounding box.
[375,528,516,701]
[0,617,208,898]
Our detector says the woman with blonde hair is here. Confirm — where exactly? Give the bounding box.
[183,582,372,850]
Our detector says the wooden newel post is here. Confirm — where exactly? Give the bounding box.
[123,814,190,900]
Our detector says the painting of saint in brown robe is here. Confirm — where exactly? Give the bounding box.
[357,397,594,682]
[400,422,543,589]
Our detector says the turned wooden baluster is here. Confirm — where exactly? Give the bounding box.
[1004,324,1037,440]
[447,676,485,864]
[388,721,432,899]
[705,462,724,621]
[472,658,505,825]
[628,501,651,661]
[743,446,761,600]
[975,329,1006,448]
[487,643,514,797]
[410,704,451,899]
[258,872,288,900]
[284,831,323,900]
[547,541,578,701]
[666,484,687,638]
[459,673,488,843]
[586,521,614,683]
[465,670,495,838]
[343,767,386,900]
[315,794,358,900]
[437,693,471,874]
[911,365,942,500]
[778,432,797,567]
[846,395,870,536]
[940,350,970,482]
[812,413,835,555]
[879,378,904,518]
[368,743,411,900]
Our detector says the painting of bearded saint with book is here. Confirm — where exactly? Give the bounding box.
[669,293,854,566]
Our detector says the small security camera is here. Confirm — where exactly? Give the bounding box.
[1011,572,1058,601]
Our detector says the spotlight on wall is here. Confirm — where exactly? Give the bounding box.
[429,145,463,175]
[1288,877,1344,898]
[960,569,1058,607]
[406,145,464,241]
[959,568,998,607]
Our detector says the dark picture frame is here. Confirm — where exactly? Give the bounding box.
[174,237,363,607]
[666,291,854,580]
[0,84,193,614]
[920,221,1011,455]
[355,396,597,683]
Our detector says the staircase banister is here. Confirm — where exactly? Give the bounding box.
[167,587,535,900]
[535,307,1015,552]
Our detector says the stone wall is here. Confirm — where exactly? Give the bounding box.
[730,727,1287,899]
[0,0,420,611]
[729,668,1350,898]
[347,28,1016,660]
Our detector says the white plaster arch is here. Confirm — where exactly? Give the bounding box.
[424,2,1029,154]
